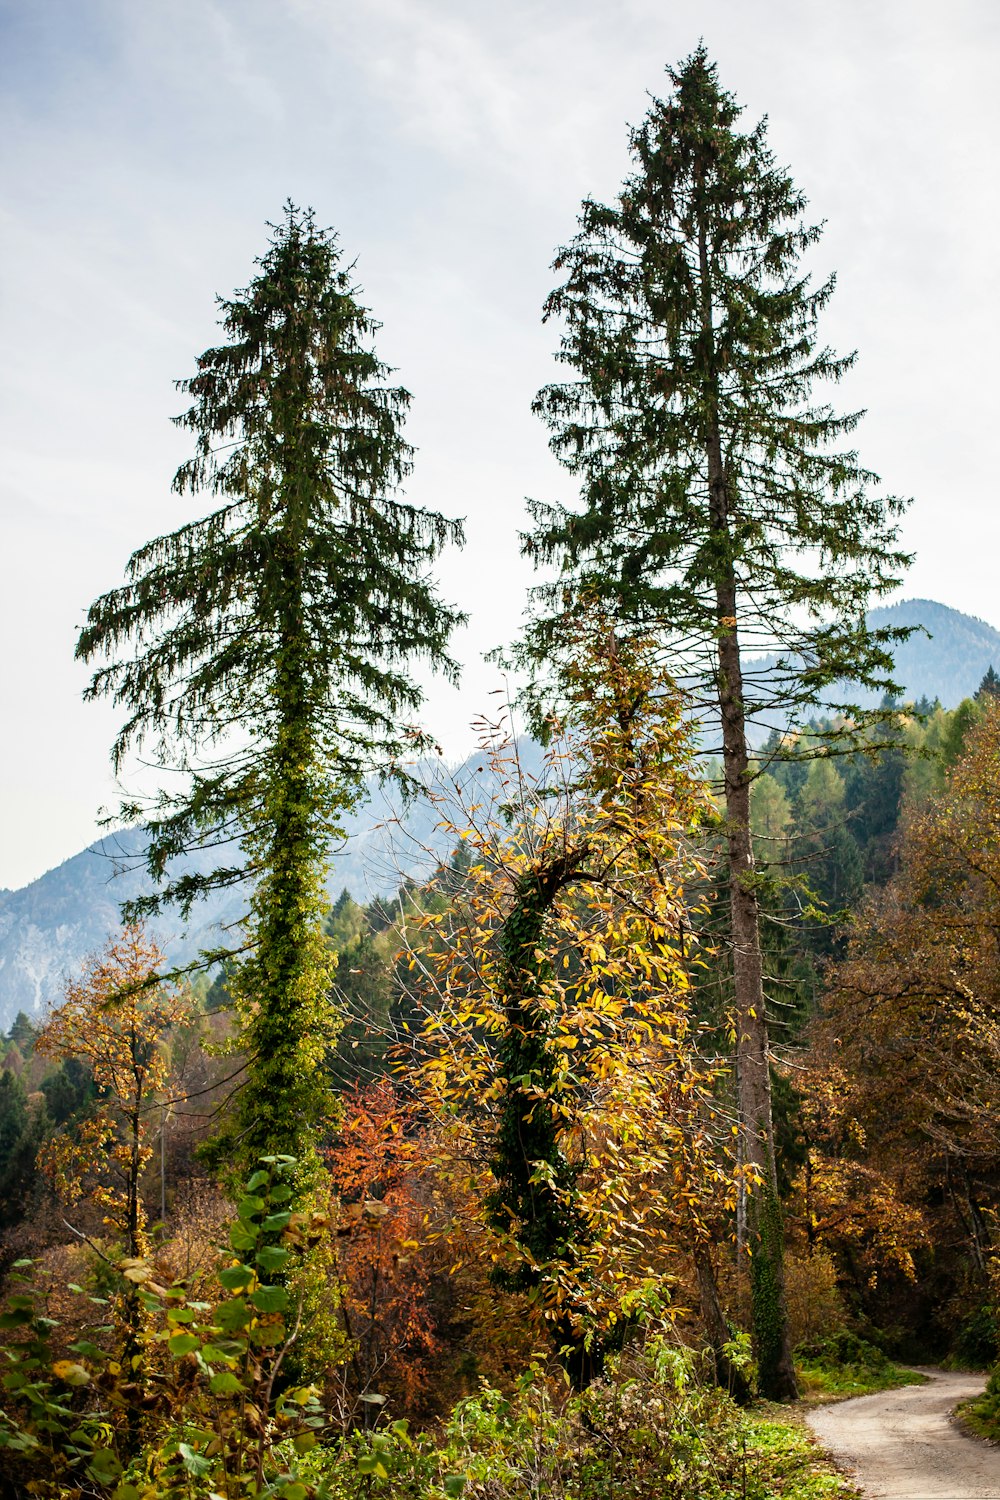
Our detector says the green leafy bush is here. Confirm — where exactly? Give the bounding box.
[0,1157,331,1499]
[961,1363,1000,1441]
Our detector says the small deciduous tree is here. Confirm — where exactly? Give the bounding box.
[410,625,739,1386]
[35,925,191,1260]
[325,1079,439,1416]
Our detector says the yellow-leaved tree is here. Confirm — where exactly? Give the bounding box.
[406,625,745,1390]
[36,925,193,1261]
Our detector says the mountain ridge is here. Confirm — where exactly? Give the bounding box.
[865,598,1000,705]
[0,742,538,1029]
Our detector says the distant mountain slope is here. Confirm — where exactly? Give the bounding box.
[743,599,1000,719]
[0,743,542,1032]
[865,599,1000,706]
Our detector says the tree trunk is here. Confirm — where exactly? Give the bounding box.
[715,594,796,1400]
[697,206,797,1401]
[240,508,330,1172]
[693,1240,752,1405]
[122,1108,145,1450]
[128,1108,143,1260]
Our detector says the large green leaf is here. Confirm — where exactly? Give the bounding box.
[251,1285,289,1314]
[218,1264,256,1291]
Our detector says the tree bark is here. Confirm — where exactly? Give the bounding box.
[693,1240,752,1404]
[697,204,798,1401]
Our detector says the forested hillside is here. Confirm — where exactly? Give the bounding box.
[864,599,1000,706]
[3,47,999,1500]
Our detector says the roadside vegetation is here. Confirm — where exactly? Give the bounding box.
[795,1334,926,1402]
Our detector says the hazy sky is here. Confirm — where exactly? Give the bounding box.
[2,0,998,890]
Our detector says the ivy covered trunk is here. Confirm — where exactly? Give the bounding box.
[237,544,336,1166]
[486,851,598,1387]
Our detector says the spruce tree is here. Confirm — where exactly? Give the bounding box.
[77,205,464,1167]
[520,50,910,1398]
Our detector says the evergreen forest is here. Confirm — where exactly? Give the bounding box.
[2,47,999,1500]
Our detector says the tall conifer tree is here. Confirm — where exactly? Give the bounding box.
[77,205,464,1166]
[519,51,910,1398]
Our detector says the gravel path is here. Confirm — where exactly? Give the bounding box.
[806,1369,1000,1499]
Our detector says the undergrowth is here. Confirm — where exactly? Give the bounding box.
[0,1157,862,1500]
[740,1408,861,1499]
[795,1331,926,1401]
[285,1362,860,1500]
[961,1365,1000,1443]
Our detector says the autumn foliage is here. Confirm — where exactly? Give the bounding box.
[324,1079,440,1413]
[806,699,1000,1322]
[407,627,739,1378]
[35,926,193,1258]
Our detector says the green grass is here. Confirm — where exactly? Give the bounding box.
[796,1358,925,1400]
[794,1331,927,1401]
[958,1366,1000,1442]
[958,1401,998,1443]
[742,1407,861,1498]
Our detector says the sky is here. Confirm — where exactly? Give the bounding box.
[1,0,998,891]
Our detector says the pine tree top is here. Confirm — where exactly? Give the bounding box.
[77,205,464,918]
[520,49,911,741]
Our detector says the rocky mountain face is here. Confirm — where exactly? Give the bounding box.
[2,600,996,1033]
[0,830,154,1025]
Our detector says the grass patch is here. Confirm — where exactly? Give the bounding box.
[959,1366,1000,1442]
[958,1401,998,1443]
[742,1406,862,1498]
[795,1331,927,1401]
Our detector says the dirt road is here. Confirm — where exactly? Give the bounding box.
[806,1369,1000,1498]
